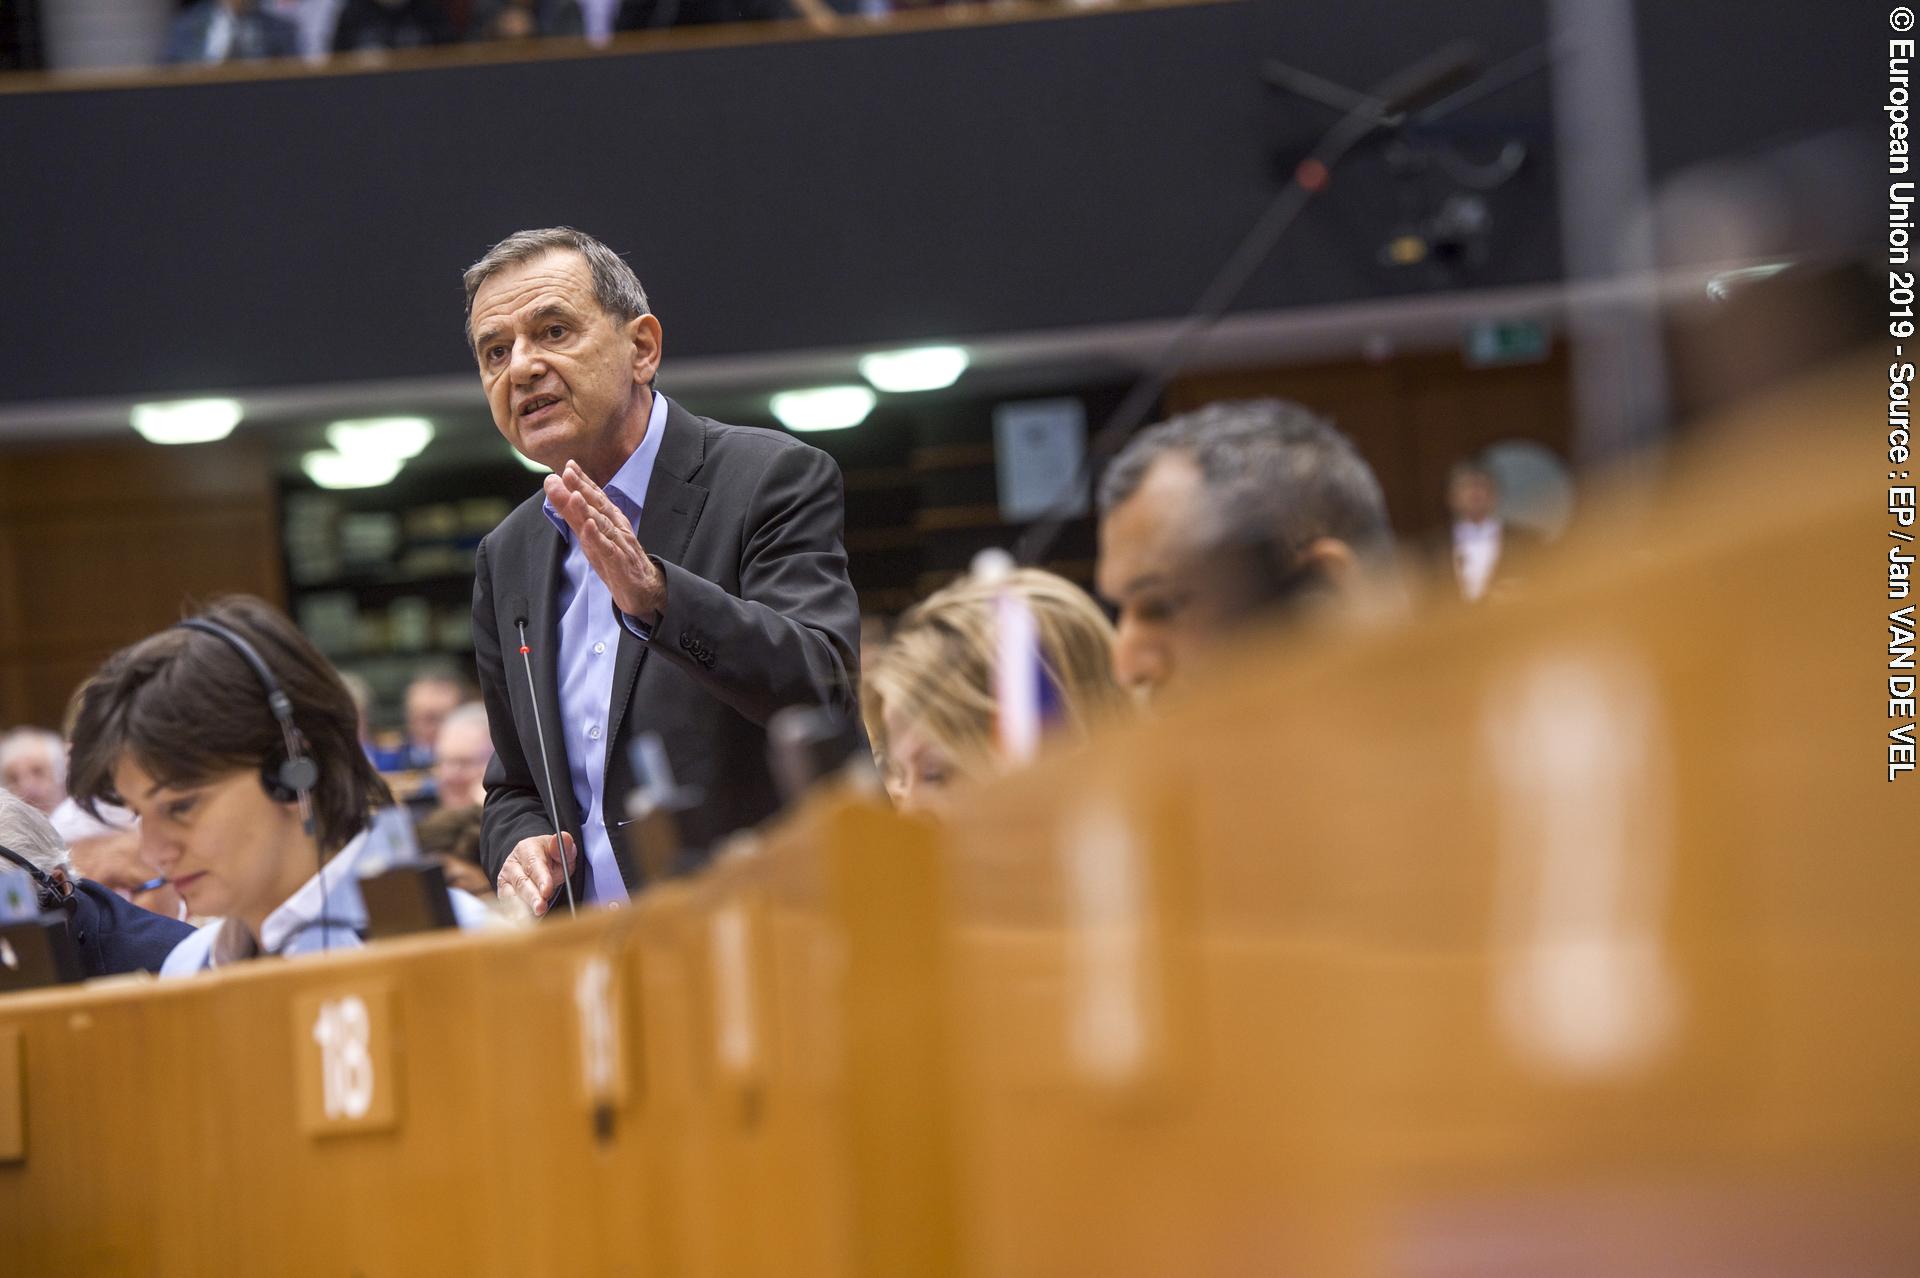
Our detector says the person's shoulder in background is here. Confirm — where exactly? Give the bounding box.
[71,879,194,978]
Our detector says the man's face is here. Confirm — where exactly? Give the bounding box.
[433,716,493,809]
[405,680,463,752]
[1,743,64,814]
[1449,472,1498,523]
[468,249,661,474]
[1096,452,1233,702]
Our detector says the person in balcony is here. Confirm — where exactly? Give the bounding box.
[164,0,301,64]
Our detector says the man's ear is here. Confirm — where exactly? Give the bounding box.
[629,313,664,386]
[1296,537,1361,596]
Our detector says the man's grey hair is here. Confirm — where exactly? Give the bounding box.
[462,227,651,349]
[0,727,65,786]
[407,662,471,696]
[0,787,71,876]
[1097,398,1395,563]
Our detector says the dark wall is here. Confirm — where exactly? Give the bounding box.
[2,1,1566,405]
[1634,0,1866,179]
[1,0,1861,409]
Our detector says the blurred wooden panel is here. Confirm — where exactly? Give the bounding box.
[1167,349,1573,539]
[0,435,279,727]
[0,358,1912,1276]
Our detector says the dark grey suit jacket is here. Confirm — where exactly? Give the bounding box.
[472,396,861,894]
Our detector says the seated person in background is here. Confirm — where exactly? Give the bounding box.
[468,0,582,39]
[67,596,490,976]
[0,727,66,816]
[264,0,344,59]
[433,702,493,810]
[612,0,783,29]
[413,805,491,897]
[1442,456,1540,603]
[332,0,453,52]
[862,568,1128,817]
[51,797,186,923]
[1095,398,1400,704]
[0,788,192,978]
[163,0,302,63]
[365,663,469,776]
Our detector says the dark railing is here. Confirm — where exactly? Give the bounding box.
[0,0,1117,79]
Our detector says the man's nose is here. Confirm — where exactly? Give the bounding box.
[1111,620,1166,697]
[508,339,545,383]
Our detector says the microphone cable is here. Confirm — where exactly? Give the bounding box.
[514,610,577,919]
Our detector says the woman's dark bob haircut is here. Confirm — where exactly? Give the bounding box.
[69,595,391,853]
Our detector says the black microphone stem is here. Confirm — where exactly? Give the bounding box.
[515,620,576,919]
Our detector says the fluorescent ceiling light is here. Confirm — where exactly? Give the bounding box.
[1705,261,1793,302]
[129,398,243,445]
[325,416,434,460]
[514,450,551,473]
[770,386,876,433]
[857,345,969,393]
[302,449,403,490]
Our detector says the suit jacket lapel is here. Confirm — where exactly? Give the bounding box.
[607,397,709,755]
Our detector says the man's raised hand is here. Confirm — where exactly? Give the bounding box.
[544,461,667,621]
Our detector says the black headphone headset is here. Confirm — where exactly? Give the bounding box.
[176,617,320,836]
[0,842,77,918]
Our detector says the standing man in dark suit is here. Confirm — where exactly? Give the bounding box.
[464,227,860,915]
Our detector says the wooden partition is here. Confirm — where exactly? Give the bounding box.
[0,433,282,728]
[0,359,1913,1273]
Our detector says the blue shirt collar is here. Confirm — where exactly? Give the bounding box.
[542,390,670,540]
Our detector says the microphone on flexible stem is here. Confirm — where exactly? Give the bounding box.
[1367,39,1484,121]
[1012,39,1485,568]
[508,598,576,919]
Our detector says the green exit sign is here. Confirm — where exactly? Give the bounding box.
[1464,319,1550,367]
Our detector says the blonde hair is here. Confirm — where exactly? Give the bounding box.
[864,568,1126,781]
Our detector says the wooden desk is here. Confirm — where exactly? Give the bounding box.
[2,360,1913,1274]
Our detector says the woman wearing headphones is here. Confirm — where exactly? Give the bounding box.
[68,596,491,975]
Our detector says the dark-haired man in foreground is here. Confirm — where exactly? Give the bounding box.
[1095,398,1402,702]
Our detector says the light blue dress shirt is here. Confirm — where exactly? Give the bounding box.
[159,822,495,975]
[541,391,669,903]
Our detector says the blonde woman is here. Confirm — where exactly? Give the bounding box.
[863,568,1127,816]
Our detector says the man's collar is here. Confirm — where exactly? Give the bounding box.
[542,391,670,540]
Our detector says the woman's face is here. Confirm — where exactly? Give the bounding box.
[112,757,308,929]
[880,705,963,818]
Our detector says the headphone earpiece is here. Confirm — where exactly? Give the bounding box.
[177,617,319,836]
[261,753,320,804]
[0,844,76,918]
